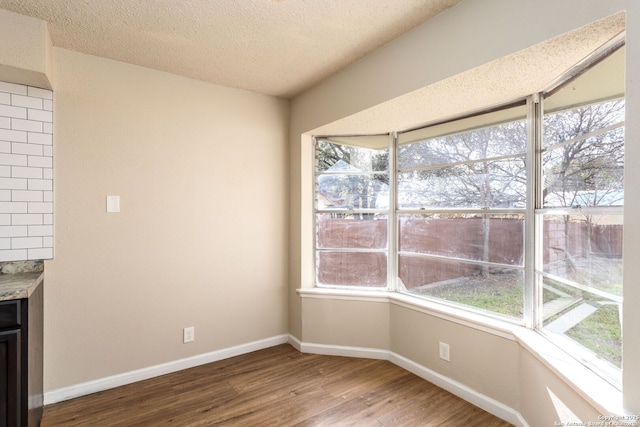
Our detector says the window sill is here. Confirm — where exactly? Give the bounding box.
[297,287,625,416]
[513,328,624,415]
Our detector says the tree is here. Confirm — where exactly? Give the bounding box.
[397,119,528,277]
[542,99,624,280]
[543,100,624,208]
[316,140,389,219]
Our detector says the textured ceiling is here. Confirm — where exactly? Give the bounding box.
[0,0,462,98]
[314,13,626,136]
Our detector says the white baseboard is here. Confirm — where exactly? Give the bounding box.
[389,352,529,427]
[44,334,290,405]
[44,335,528,426]
[287,333,302,351]
[298,341,528,427]
[300,341,389,360]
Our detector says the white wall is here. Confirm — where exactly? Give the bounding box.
[290,0,639,418]
[44,47,289,391]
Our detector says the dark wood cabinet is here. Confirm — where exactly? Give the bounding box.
[0,279,43,427]
[0,329,20,427]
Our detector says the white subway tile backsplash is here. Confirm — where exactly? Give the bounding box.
[12,142,42,156]
[28,225,53,237]
[0,82,27,95]
[0,249,28,262]
[12,118,43,133]
[28,156,52,168]
[12,190,42,202]
[0,128,27,142]
[28,248,52,260]
[11,94,43,110]
[27,87,52,99]
[12,214,43,225]
[0,82,53,260]
[0,177,27,190]
[27,109,52,123]
[0,202,27,213]
[28,132,52,145]
[0,104,27,119]
[28,202,52,214]
[0,153,27,166]
[0,226,28,237]
[28,179,52,191]
[12,236,42,249]
[12,166,42,179]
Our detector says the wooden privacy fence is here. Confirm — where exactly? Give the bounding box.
[316,217,622,288]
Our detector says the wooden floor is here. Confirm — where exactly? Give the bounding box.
[42,344,512,426]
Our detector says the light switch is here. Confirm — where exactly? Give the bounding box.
[106,195,120,213]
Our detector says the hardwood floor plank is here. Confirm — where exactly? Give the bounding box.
[42,344,513,426]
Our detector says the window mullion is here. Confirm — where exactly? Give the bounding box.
[388,132,398,291]
[525,94,542,329]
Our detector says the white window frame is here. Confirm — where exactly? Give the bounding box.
[311,34,625,389]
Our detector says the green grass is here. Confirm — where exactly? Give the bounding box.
[414,273,524,319]
[411,273,622,368]
[566,303,621,368]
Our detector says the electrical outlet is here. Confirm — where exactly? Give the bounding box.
[439,341,450,362]
[183,326,195,343]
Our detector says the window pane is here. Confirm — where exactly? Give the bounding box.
[543,278,621,369]
[316,214,387,249]
[397,104,527,153]
[317,252,387,287]
[543,99,624,148]
[399,214,524,266]
[399,255,523,320]
[542,214,623,296]
[317,173,389,210]
[397,157,526,209]
[543,125,624,208]
[316,138,389,172]
[314,135,390,289]
[398,119,526,171]
[540,42,625,384]
[543,46,625,133]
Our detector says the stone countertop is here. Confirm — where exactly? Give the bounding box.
[0,272,44,301]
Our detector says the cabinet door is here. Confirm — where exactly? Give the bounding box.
[0,329,20,427]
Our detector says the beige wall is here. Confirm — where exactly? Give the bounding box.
[290,0,639,418]
[44,48,289,390]
[389,305,520,409]
[518,350,602,425]
[0,8,52,89]
[301,298,389,349]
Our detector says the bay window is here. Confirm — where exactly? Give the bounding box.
[313,38,624,386]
